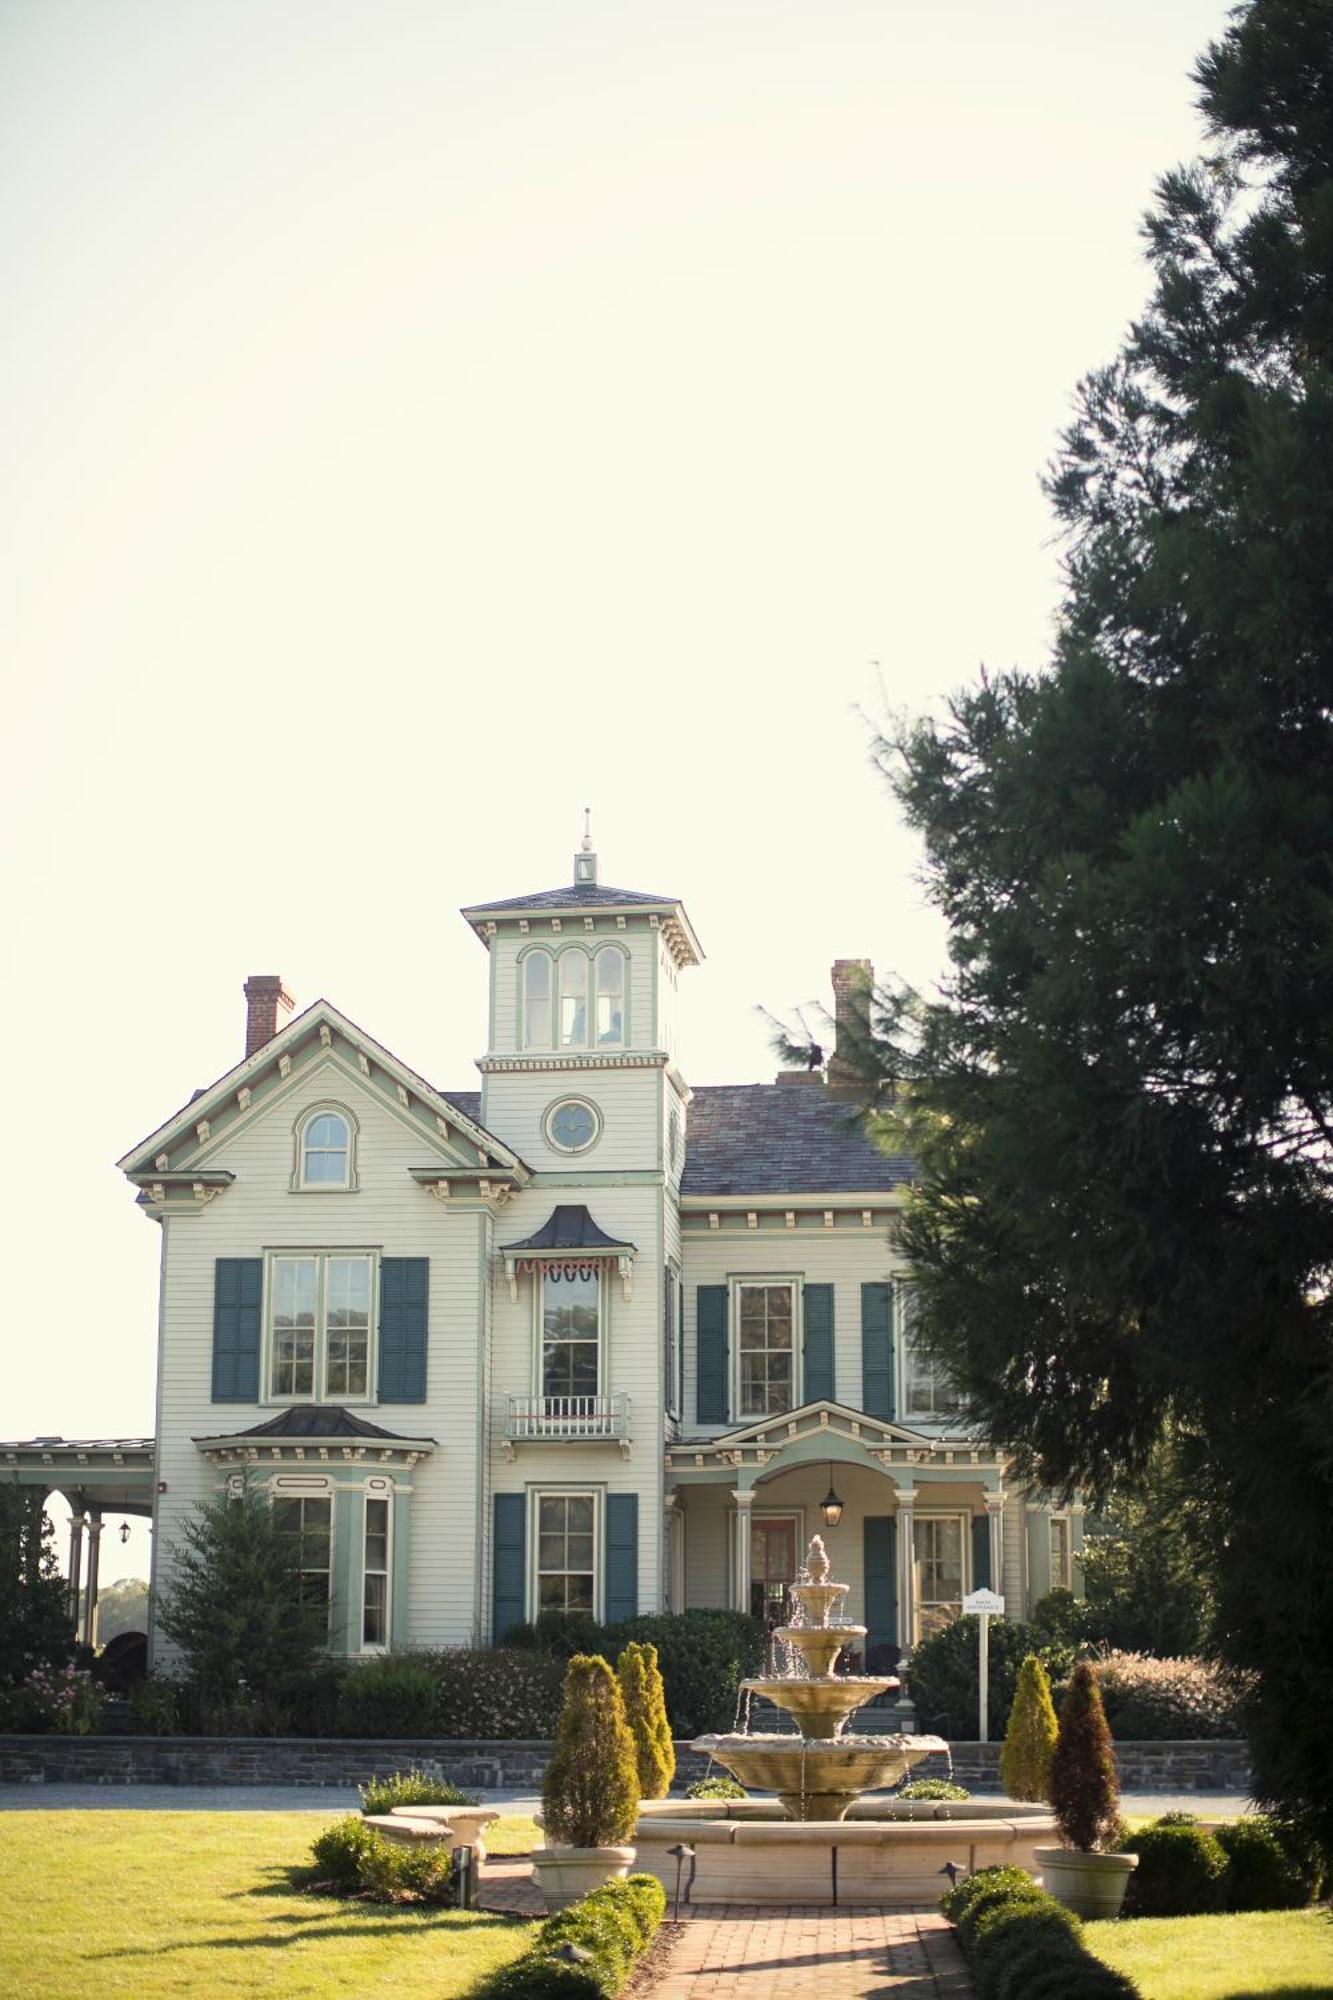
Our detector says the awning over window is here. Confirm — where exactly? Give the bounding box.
[498,1203,637,1300]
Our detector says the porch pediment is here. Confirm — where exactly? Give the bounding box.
[667,1399,1000,1480]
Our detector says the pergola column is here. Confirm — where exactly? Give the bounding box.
[82,1512,103,1649]
[895,1486,918,1655]
[730,1489,754,1616]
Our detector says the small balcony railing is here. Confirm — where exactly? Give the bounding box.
[505,1394,630,1443]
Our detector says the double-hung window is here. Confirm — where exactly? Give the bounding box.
[1050,1515,1071,1590]
[363,1495,390,1647]
[898,1282,963,1420]
[736,1281,796,1417]
[273,1494,332,1620]
[535,1492,596,1615]
[913,1514,966,1640]
[269,1252,373,1401]
[541,1269,601,1402]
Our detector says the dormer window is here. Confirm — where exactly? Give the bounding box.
[295,1107,357,1191]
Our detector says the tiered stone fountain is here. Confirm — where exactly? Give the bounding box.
[632,1535,1057,1906]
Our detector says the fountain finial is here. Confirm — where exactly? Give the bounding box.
[805,1535,831,1585]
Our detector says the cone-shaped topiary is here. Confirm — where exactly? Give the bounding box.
[1049,1659,1121,1852]
[617,1641,675,1800]
[1001,1653,1059,1802]
[542,1653,640,1849]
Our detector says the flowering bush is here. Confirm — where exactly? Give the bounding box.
[1093,1651,1246,1739]
[427,1647,565,1738]
[22,1663,102,1735]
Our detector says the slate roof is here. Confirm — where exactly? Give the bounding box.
[682,1084,913,1197]
[220,1406,429,1441]
[501,1204,636,1254]
[442,1090,482,1125]
[463,882,681,914]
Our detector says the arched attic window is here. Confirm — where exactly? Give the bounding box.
[295,1107,356,1190]
[595,946,625,1046]
[523,950,553,1049]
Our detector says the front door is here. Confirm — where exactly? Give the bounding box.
[751,1516,797,1627]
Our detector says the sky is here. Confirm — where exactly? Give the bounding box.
[1,0,1230,1581]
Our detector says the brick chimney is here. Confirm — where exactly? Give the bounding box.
[243,975,294,1057]
[826,958,874,1095]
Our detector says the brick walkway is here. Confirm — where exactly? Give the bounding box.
[645,1905,971,1999]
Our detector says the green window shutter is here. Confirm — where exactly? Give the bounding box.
[803,1284,835,1403]
[493,1493,526,1642]
[861,1282,894,1419]
[696,1285,729,1424]
[212,1258,262,1402]
[864,1515,898,1656]
[971,1513,992,1591]
[378,1258,428,1404]
[605,1492,638,1625]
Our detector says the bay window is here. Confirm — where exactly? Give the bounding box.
[363,1495,390,1647]
[273,1494,332,1620]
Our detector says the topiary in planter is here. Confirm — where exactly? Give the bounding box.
[542,1654,639,1850]
[1001,1653,1058,1802]
[1122,1819,1227,1915]
[617,1641,675,1799]
[1049,1660,1121,1852]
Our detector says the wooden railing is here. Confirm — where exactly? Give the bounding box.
[505,1394,630,1441]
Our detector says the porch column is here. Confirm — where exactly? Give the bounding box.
[895,1487,918,1654]
[730,1490,754,1616]
[82,1512,103,1649]
[663,1495,683,1613]
[986,1493,1005,1601]
[66,1506,85,1631]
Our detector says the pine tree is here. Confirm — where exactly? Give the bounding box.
[542,1654,640,1849]
[861,0,1333,1844]
[617,1640,675,1799]
[156,1495,328,1701]
[1049,1662,1121,1854]
[1000,1654,1059,1803]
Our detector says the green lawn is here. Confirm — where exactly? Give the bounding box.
[0,1811,537,2000]
[1088,1908,1333,2000]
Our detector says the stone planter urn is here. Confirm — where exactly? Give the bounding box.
[530,1842,636,1912]
[1034,1845,1139,1918]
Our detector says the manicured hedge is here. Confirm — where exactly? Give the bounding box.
[428,1648,567,1738]
[942,1866,1142,2000]
[1093,1652,1244,1740]
[473,1873,666,1998]
[1120,1812,1327,1915]
[1121,1821,1228,1916]
[505,1610,765,1735]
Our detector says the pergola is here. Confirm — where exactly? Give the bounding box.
[2,1436,155,1647]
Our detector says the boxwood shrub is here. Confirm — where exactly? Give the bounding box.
[475,1872,667,1999]
[308,1814,453,1905]
[1121,1820,1228,1916]
[337,1657,439,1737]
[358,1767,480,1815]
[943,1865,1141,2000]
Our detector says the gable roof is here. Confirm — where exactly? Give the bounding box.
[682,1084,913,1197]
[118,1000,525,1180]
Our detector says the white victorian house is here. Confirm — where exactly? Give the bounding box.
[109,842,1081,1688]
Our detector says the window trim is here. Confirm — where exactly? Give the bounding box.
[360,1477,393,1653]
[911,1509,971,1641]
[895,1279,964,1422]
[263,1247,379,1407]
[516,942,630,1052]
[533,1264,607,1400]
[291,1103,359,1193]
[528,1485,603,1623]
[730,1274,803,1420]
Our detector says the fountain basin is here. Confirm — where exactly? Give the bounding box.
[632,1797,1059,1907]
[694,1732,945,1819]
[740,1674,896,1740]
[770,1621,867,1680]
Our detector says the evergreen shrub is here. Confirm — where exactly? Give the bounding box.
[943,1866,1141,2000]
[475,1874,666,2000]
[686,1775,747,1800]
[606,1611,765,1734]
[337,1656,438,1737]
[1049,1662,1121,1852]
[309,1814,453,1904]
[1000,1655,1058,1801]
[310,1815,386,1893]
[617,1641,675,1798]
[1122,1820,1228,1916]
[358,1767,479,1815]
[542,1654,639,1849]
[906,1616,1068,1737]
[428,1647,566,1737]
[1214,1817,1309,1911]
[125,1673,183,1736]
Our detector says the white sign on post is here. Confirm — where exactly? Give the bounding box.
[962,1590,1006,1743]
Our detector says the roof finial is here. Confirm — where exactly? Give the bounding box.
[581,805,592,853]
[574,809,598,888]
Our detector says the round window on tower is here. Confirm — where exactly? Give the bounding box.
[545,1096,602,1154]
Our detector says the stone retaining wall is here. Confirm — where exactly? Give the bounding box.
[0,1734,1250,1793]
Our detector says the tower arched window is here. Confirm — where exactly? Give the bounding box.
[594,947,624,1046]
[559,952,589,1048]
[296,1108,355,1189]
[523,950,553,1049]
